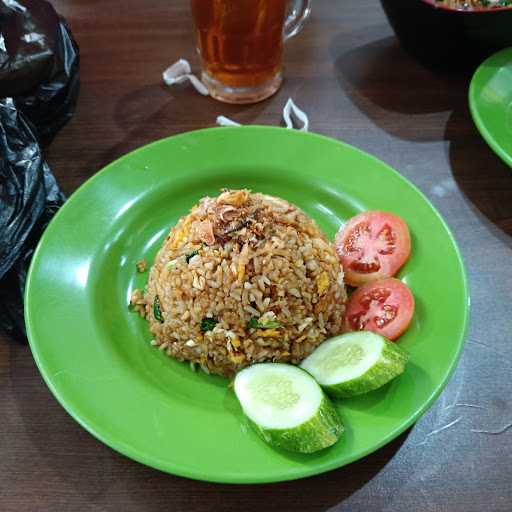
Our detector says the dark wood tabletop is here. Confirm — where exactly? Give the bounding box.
[2,0,512,510]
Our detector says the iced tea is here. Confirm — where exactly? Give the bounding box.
[191,0,287,98]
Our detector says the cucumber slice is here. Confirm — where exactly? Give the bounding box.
[234,363,343,453]
[300,332,408,398]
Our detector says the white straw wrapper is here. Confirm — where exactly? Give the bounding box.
[282,98,309,132]
[216,116,242,127]
[162,60,310,130]
[162,59,209,96]
[216,98,309,132]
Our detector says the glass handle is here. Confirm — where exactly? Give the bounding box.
[284,0,312,41]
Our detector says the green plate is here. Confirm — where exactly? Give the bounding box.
[25,127,469,483]
[469,47,512,168]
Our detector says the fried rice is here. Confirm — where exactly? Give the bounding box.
[131,189,347,377]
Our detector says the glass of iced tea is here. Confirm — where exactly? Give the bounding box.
[190,0,312,104]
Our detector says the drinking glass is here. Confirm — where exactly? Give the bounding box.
[190,0,312,104]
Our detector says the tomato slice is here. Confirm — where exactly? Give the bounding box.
[335,211,411,286]
[343,278,414,341]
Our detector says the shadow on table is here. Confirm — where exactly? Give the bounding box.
[10,344,410,512]
[84,83,269,175]
[331,31,512,238]
[331,33,472,142]
[445,104,512,239]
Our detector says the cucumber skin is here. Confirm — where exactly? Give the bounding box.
[322,341,409,399]
[249,394,344,454]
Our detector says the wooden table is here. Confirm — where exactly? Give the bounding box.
[2,0,512,510]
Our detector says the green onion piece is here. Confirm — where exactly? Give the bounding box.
[247,317,259,329]
[185,250,199,263]
[200,317,218,332]
[246,316,282,329]
[153,295,163,323]
[260,320,282,328]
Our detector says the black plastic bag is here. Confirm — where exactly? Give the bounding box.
[0,0,80,341]
[0,0,80,144]
[0,98,65,339]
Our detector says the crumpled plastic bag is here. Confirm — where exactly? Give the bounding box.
[0,98,66,340]
[0,0,80,143]
[0,0,80,341]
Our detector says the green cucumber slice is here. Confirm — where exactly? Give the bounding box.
[300,332,409,398]
[234,363,343,453]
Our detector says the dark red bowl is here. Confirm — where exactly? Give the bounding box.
[380,0,512,69]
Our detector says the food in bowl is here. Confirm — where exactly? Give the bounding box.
[430,0,511,9]
[131,189,347,377]
[380,0,512,69]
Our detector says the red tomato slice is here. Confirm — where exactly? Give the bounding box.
[335,211,411,287]
[343,278,414,341]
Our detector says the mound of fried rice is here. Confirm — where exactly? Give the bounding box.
[131,189,347,377]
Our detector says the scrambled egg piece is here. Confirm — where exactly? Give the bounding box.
[229,351,246,364]
[254,329,279,338]
[237,262,245,282]
[171,217,191,249]
[316,271,329,296]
